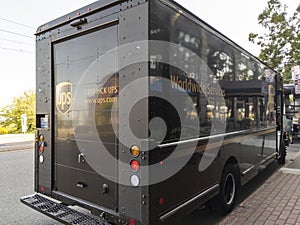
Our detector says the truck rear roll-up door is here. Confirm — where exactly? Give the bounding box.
[53,23,119,210]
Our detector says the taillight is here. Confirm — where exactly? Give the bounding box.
[129,218,135,225]
[130,145,140,187]
[39,145,44,153]
[159,197,164,206]
[130,159,140,172]
[38,134,46,163]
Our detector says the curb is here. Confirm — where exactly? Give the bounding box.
[0,141,34,152]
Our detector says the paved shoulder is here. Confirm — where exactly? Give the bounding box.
[0,134,34,152]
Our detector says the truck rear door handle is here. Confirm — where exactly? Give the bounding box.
[77,182,87,188]
[78,153,85,163]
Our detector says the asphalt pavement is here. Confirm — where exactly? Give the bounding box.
[0,149,61,225]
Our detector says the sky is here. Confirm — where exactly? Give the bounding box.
[0,0,298,108]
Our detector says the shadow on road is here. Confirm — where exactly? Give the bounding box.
[177,159,282,225]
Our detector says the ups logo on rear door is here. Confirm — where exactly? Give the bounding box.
[56,82,72,114]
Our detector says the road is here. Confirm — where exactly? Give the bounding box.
[0,149,61,225]
[1,135,296,225]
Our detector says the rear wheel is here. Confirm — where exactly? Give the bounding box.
[208,164,239,215]
[278,143,286,165]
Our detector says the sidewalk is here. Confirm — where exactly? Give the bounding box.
[219,141,300,225]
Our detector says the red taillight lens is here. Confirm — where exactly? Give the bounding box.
[159,197,164,206]
[39,134,45,153]
[129,218,135,225]
[39,145,44,153]
[130,160,140,171]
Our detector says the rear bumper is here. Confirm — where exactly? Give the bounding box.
[20,194,111,225]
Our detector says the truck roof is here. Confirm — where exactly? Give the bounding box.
[36,0,120,34]
[36,0,278,75]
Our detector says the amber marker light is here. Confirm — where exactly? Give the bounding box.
[39,134,44,142]
[130,145,140,157]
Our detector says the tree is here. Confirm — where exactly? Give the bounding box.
[0,90,35,133]
[249,0,300,83]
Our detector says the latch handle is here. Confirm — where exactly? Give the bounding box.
[77,182,87,188]
[78,153,85,163]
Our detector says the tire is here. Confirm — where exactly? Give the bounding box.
[208,164,239,215]
[277,143,286,165]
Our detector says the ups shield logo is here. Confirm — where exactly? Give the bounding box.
[56,82,72,114]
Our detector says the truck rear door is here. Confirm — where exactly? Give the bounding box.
[53,23,119,211]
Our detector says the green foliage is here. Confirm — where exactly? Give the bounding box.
[249,0,300,83]
[0,90,35,134]
[0,126,8,134]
